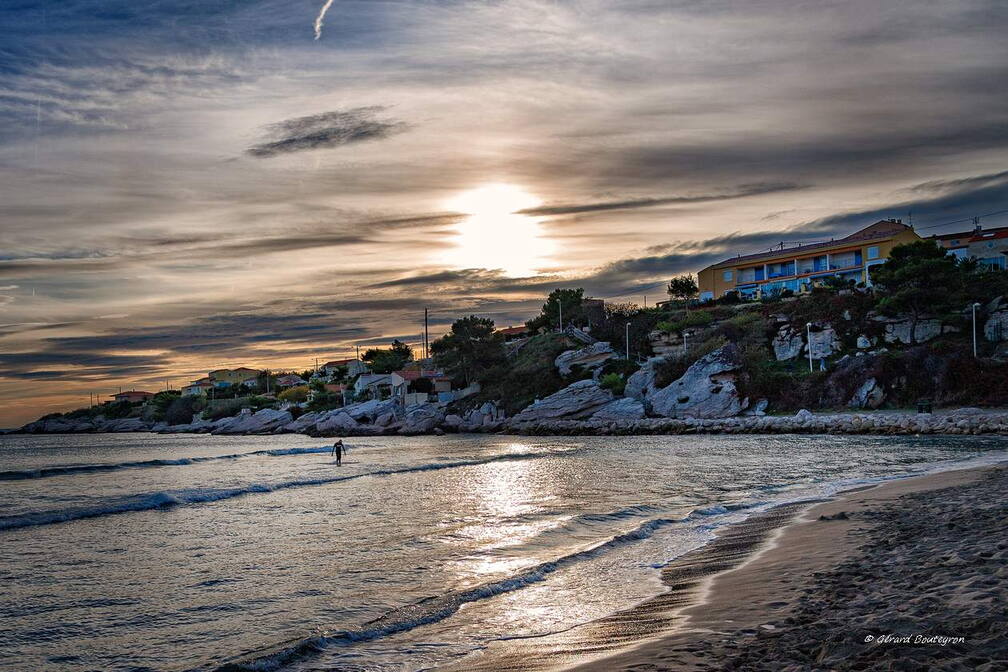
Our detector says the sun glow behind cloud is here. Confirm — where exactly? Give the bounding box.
[441,184,555,277]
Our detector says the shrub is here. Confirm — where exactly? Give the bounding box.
[278,386,309,403]
[165,396,205,425]
[599,373,626,395]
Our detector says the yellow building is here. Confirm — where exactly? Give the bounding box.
[697,219,921,300]
[208,367,262,388]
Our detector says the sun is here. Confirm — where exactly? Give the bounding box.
[441,184,554,277]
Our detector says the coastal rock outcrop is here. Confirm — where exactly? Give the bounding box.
[590,397,645,421]
[806,324,841,359]
[882,318,942,345]
[984,296,1008,342]
[213,408,292,435]
[649,344,743,418]
[343,399,400,423]
[281,411,320,433]
[399,403,446,435]
[849,377,885,409]
[511,380,613,424]
[315,410,359,434]
[772,325,804,361]
[554,342,616,377]
[625,356,665,402]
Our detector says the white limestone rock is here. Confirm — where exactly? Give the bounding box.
[883,318,943,344]
[805,324,842,358]
[281,411,320,433]
[649,345,743,419]
[849,378,885,409]
[511,380,614,423]
[625,356,666,402]
[399,403,445,434]
[772,325,804,361]
[214,408,293,435]
[590,397,645,421]
[315,410,359,434]
[554,342,617,376]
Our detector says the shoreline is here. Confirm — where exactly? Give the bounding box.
[10,406,1008,437]
[451,462,1006,672]
[573,463,1007,671]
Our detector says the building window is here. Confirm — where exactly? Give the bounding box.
[866,246,879,260]
[722,270,733,282]
[951,240,959,246]
[987,242,996,249]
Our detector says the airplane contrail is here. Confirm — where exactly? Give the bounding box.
[314,0,335,40]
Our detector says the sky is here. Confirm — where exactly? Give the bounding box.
[1,0,1007,426]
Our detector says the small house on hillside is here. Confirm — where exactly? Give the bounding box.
[275,374,307,388]
[182,378,213,397]
[353,373,406,401]
[110,390,155,403]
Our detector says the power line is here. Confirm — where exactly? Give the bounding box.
[914,208,1008,232]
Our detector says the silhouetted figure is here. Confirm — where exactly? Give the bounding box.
[331,439,344,465]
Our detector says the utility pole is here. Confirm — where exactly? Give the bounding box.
[625,322,630,360]
[424,307,429,360]
[559,299,563,332]
[972,303,981,358]
[806,323,814,373]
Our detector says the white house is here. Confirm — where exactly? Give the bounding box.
[353,373,406,400]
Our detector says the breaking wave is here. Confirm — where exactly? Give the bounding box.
[0,446,336,481]
[0,450,573,532]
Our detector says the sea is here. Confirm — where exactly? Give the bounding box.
[1,432,1005,672]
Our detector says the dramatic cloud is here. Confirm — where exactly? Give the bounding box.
[247,107,409,158]
[1,0,1007,425]
[519,183,807,216]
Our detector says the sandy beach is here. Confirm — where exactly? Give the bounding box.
[571,464,1007,672]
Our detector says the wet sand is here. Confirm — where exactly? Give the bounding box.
[572,464,1007,672]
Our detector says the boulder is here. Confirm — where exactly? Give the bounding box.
[984,309,1008,342]
[590,397,645,421]
[625,356,666,402]
[795,409,814,421]
[281,411,320,433]
[856,334,872,349]
[511,380,614,423]
[399,403,445,434]
[554,342,617,376]
[342,399,400,423]
[649,345,743,418]
[805,324,842,359]
[104,417,151,432]
[849,378,885,409]
[213,408,293,435]
[375,412,397,427]
[772,325,804,361]
[315,410,359,434]
[883,318,943,344]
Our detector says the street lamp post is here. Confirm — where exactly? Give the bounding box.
[972,302,981,358]
[806,322,814,373]
[625,322,631,360]
[683,329,688,354]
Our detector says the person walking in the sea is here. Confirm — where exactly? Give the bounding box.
[331,439,344,466]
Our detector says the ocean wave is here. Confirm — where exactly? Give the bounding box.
[0,450,569,532]
[199,513,684,672]
[0,446,336,481]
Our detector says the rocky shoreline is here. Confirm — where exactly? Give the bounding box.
[14,405,1008,437]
